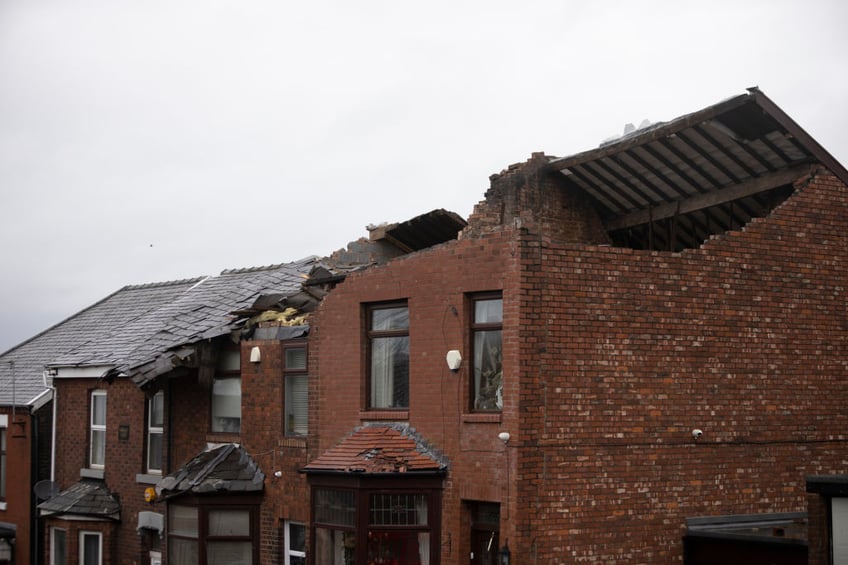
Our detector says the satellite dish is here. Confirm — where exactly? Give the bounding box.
[34,480,60,501]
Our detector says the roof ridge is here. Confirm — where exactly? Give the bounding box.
[219,255,318,275]
[120,277,206,291]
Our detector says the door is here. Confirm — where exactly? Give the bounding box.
[469,502,500,565]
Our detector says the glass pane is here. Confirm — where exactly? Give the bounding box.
[169,505,198,537]
[315,489,356,527]
[285,347,307,370]
[92,393,106,426]
[147,431,163,472]
[169,538,198,565]
[81,533,100,565]
[212,377,241,432]
[149,392,164,428]
[285,375,308,436]
[474,298,503,324]
[207,541,252,565]
[370,336,409,408]
[52,529,67,565]
[217,349,241,371]
[208,509,250,536]
[474,329,503,411]
[90,429,105,467]
[316,528,355,565]
[289,523,306,552]
[371,306,409,331]
[367,530,428,565]
[370,494,428,526]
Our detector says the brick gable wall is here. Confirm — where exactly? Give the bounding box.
[513,170,848,562]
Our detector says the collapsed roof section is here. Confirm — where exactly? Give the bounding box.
[546,87,848,252]
[156,443,264,499]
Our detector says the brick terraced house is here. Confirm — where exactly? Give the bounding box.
[0,88,845,564]
[304,88,848,564]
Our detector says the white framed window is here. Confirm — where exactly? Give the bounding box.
[51,528,67,565]
[211,349,241,433]
[146,391,164,473]
[90,390,107,468]
[79,531,102,565]
[284,345,308,436]
[284,521,306,565]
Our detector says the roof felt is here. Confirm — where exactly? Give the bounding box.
[37,479,121,521]
[156,443,264,498]
[303,424,448,475]
[0,257,316,403]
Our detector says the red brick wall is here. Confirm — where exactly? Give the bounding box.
[310,229,521,565]
[513,171,848,562]
[53,378,160,564]
[0,409,32,565]
[310,168,848,564]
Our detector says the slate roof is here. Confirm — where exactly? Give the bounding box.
[156,443,264,498]
[0,258,318,403]
[303,424,448,475]
[0,278,199,406]
[37,479,121,521]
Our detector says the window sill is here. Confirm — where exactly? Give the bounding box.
[359,410,410,421]
[136,473,162,485]
[462,412,502,424]
[80,468,105,479]
[206,432,241,444]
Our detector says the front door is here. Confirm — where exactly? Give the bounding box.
[469,502,500,565]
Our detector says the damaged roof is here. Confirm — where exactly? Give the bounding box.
[303,424,448,475]
[38,479,121,521]
[156,443,264,498]
[547,87,848,252]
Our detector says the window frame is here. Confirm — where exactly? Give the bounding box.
[79,531,102,565]
[146,391,164,474]
[283,520,306,565]
[89,390,107,469]
[168,498,260,565]
[470,292,504,413]
[366,302,410,410]
[283,341,308,437]
[50,527,67,565]
[211,347,242,434]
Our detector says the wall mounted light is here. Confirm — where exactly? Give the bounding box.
[445,350,462,372]
[498,432,510,444]
[249,346,261,363]
[499,540,511,565]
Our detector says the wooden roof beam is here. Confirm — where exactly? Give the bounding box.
[604,164,810,231]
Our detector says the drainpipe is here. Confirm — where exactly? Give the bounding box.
[42,369,57,481]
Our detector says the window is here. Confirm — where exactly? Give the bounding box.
[90,390,107,468]
[283,521,306,565]
[311,485,440,565]
[212,349,241,433]
[79,531,102,565]
[284,345,308,436]
[51,528,67,565]
[146,391,164,473]
[169,504,257,565]
[472,294,503,411]
[367,303,409,409]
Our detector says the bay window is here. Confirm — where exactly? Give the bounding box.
[168,502,258,565]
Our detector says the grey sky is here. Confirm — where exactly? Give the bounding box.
[1,0,847,353]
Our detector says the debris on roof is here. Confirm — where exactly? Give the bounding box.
[303,424,448,475]
[156,443,264,499]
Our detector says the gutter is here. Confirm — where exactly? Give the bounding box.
[42,369,57,482]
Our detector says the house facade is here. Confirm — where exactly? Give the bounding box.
[1,88,845,564]
[304,89,848,564]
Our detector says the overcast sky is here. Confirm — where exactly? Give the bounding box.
[1,0,846,353]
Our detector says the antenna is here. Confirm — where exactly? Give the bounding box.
[34,480,60,501]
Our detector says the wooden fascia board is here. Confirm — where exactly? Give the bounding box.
[604,164,811,231]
